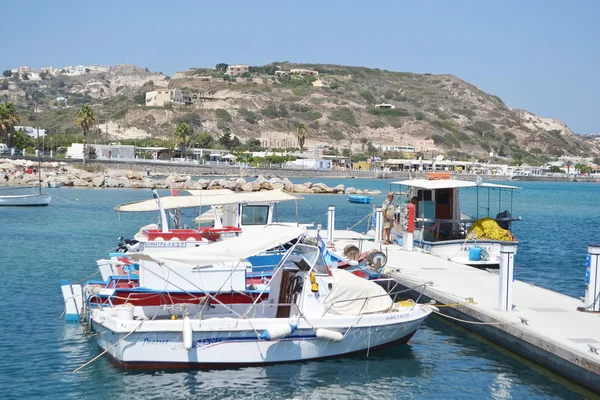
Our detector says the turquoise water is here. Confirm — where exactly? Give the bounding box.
[0,180,598,399]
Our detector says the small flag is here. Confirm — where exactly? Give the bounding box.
[171,188,179,196]
[317,234,326,256]
[475,175,482,187]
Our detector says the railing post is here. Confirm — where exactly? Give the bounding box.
[498,244,516,311]
[327,206,335,244]
[374,207,383,243]
[585,244,600,312]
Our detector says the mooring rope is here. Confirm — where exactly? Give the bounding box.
[73,320,145,373]
[431,309,519,326]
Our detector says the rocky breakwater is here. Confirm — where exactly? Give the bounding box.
[0,159,381,195]
[191,176,382,195]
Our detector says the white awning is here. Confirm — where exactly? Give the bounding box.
[185,189,234,196]
[390,179,521,190]
[115,189,303,212]
[222,154,237,159]
[130,224,304,266]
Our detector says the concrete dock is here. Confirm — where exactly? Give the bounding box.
[321,230,600,393]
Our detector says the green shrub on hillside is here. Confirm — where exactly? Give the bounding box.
[175,113,203,128]
[368,108,410,117]
[452,108,476,118]
[329,108,357,126]
[327,130,346,140]
[293,111,322,121]
[215,109,231,122]
[291,87,310,96]
[113,107,129,119]
[466,121,495,135]
[360,91,376,104]
[368,120,386,129]
[503,131,516,141]
[239,108,261,124]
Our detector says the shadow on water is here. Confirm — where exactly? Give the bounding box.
[421,316,598,400]
[84,344,426,400]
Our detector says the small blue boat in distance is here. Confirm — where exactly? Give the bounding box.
[347,194,372,204]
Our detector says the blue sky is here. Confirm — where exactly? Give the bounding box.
[3,0,599,134]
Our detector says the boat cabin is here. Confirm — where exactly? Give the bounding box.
[390,175,521,242]
[114,189,304,251]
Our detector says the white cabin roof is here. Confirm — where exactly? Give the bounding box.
[390,179,521,190]
[115,189,303,212]
[130,224,305,266]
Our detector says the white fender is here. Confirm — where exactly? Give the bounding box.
[316,328,343,342]
[183,316,193,350]
[260,323,297,340]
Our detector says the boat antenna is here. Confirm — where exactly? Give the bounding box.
[36,104,42,195]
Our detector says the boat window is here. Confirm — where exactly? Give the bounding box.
[241,205,269,225]
[290,244,319,268]
[417,189,432,201]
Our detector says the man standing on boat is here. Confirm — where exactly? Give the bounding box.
[382,192,395,244]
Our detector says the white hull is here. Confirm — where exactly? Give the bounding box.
[91,306,431,367]
[413,239,514,267]
[0,193,51,206]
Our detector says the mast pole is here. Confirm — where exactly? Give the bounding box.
[36,104,42,195]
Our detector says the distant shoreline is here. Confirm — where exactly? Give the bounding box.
[3,156,599,183]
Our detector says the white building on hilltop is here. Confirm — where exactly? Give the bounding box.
[226,64,249,76]
[14,126,47,138]
[145,89,194,106]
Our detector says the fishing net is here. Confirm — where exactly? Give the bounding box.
[468,218,515,241]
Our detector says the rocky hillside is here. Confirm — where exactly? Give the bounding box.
[2,62,596,160]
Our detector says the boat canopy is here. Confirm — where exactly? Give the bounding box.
[115,189,303,212]
[130,224,305,266]
[186,189,234,196]
[390,179,521,190]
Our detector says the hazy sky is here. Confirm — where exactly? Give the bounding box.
[3,0,599,133]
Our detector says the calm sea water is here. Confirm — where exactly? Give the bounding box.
[0,179,598,399]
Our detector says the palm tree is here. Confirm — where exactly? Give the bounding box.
[295,123,308,150]
[75,105,96,164]
[174,122,193,160]
[0,102,22,146]
[359,137,368,151]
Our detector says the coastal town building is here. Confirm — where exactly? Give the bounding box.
[13,126,47,138]
[375,144,416,153]
[312,79,330,88]
[145,89,172,106]
[145,89,195,106]
[374,139,435,153]
[226,64,249,76]
[290,68,319,76]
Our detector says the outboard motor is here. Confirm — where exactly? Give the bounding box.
[496,210,512,230]
[116,236,139,253]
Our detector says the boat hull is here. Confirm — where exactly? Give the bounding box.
[413,238,516,268]
[347,195,372,204]
[91,307,431,368]
[0,193,51,206]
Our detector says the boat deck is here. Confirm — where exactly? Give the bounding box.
[318,229,600,393]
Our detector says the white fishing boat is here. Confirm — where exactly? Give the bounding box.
[0,119,52,206]
[390,174,521,267]
[113,189,307,253]
[87,234,433,368]
[0,191,52,206]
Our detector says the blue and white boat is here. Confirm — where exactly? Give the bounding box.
[347,194,372,204]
